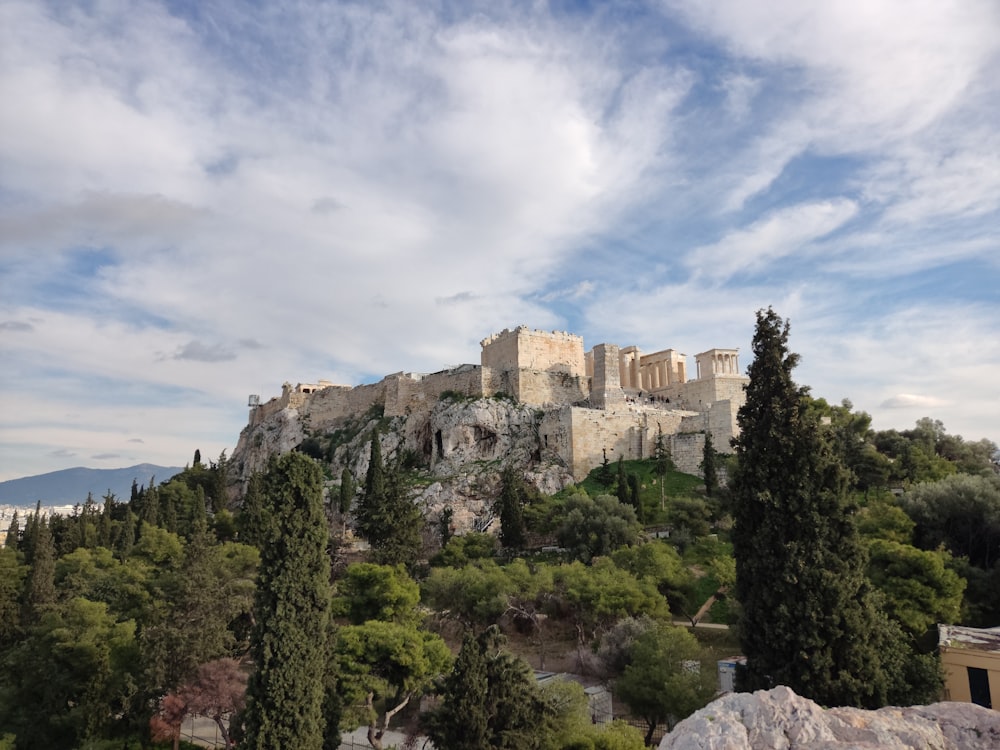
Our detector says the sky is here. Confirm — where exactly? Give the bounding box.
[1,0,998,482]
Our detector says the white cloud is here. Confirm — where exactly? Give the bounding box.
[685,199,858,280]
[1,1,999,478]
[881,394,950,409]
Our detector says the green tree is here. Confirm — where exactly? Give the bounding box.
[333,563,420,626]
[21,515,56,626]
[0,548,26,648]
[557,493,641,563]
[700,431,719,498]
[334,620,450,750]
[866,539,965,638]
[421,559,515,629]
[236,472,268,548]
[615,456,629,506]
[612,543,694,621]
[339,468,355,538]
[653,425,674,510]
[355,433,424,565]
[900,473,1000,569]
[548,558,669,652]
[730,308,906,708]
[423,625,547,750]
[615,623,715,744]
[431,531,497,568]
[242,452,331,750]
[437,507,454,549]
[2,598,138,748]
[496,465,527,550]
[627,473,644,523]
[4,511,19,550]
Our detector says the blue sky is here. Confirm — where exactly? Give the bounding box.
[1,0,998,481]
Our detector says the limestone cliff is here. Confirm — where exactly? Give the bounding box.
[659,686,1000,750]
[230,395,575,532]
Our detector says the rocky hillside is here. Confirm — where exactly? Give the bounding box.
[660,686,1000,749]
[230,394,575,532]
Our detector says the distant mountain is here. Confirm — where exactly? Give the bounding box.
[0,464,184,506]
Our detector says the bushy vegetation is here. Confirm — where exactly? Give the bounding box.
[2,312,997,747]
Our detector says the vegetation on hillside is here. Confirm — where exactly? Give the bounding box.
[1,310,997,747]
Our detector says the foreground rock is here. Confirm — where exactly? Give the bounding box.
[660,686,1000,750]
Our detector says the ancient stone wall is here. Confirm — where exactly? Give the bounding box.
[670,430,706,476]
[300,381,385,426]
[238,325,746,487]
[384,365,485,417]
[481,327,585,376]
[515,369,589,406]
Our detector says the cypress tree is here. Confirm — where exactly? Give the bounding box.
[615,456,629,505]
[99,492,114,548]
[731,308,903,708]
[4,511,19,550]
[117,510,135,561]
[701,431,718,498]
[495,465,526,550]
[237,472,269,548]
[628,473,644,523]
[243,452,331,749]
[355,433,423,565]
[22,516,56,625]
[338,468,354,517]
[142,486,159,527]
[424,625,547,750]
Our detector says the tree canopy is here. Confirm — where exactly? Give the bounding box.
[730,308,911,708]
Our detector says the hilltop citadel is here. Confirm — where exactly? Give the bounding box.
[237,326,749,481]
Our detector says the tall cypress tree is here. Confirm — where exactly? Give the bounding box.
[700,431,719,498]
[731,308,903,708]
[243,452,331,749]
[22,516,56,625]
[4,510,19,550]
[355,433,423,565]
[495,465,527,550]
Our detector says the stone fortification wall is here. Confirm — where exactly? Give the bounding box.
[298,381,385,426]
[481,327,585,376]
[237,326,745,489]
[670,430,706,476]
[564,406,698,480]
[514,369,589,407]
[660,374,747,411]
[384,365,485,417]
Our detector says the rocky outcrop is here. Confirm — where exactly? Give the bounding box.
[660,686,1000,750]
[230,395,575,532]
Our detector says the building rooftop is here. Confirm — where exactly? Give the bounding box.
[938,624,1000,653]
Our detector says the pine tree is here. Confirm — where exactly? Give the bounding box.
[243,452,331,749]
[731,308,904,708]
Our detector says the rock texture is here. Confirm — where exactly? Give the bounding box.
[231,396,575,533]
[659,686,1000,750]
